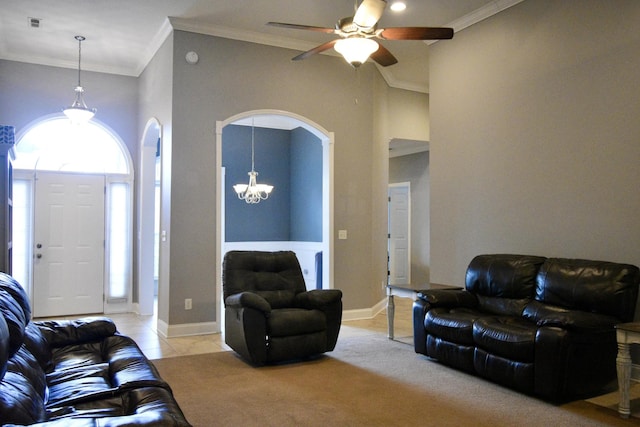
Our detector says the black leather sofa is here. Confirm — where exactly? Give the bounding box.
[413,254,640,402]
[0,272,191,426]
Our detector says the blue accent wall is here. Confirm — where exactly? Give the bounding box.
[290,127,322,241]
[222,124,322,242]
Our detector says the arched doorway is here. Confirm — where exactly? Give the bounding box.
[137,118,162,316]
[13,114,134,316]
[215,110,334,330]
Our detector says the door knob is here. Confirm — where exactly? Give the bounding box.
[36,254,42,259]
[36,243,42,249]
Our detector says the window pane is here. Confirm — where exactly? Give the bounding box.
[14,117,129,174]
[108,182,131,299]
[11,179,32,291]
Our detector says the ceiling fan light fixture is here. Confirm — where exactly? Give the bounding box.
[335,37,379,67]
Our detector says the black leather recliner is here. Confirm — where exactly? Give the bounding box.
[223,250,342,365]
[413,254,640,402]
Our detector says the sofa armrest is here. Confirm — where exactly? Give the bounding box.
[225,291,271,314]
[417,289,478,309]
[523,300,619,331]
[294,289,342,310]
[35,317,116,347]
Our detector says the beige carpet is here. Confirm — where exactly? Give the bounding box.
[153,334,640,426]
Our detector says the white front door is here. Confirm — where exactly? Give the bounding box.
[33,172,105,317]
[388,184,410,285]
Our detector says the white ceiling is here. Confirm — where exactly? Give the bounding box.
[0,0,523,93]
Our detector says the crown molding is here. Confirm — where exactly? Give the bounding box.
[376,66,429,93]
[134,17,174,77]
[428,0,525,45]
[169,17,321,57]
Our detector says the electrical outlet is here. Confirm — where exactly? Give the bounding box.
[185,298,192,310]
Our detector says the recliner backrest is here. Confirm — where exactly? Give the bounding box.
[223,251,307,308]
[535,258,640,322]
[465,254,547,316]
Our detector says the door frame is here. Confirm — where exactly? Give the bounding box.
[137,118,162,316]
[215,109,335,333]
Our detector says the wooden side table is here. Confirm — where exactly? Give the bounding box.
[616,322,640,418]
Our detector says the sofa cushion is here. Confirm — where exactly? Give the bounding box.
[522,300,620,331]
[23,322,53,373]
[465,254,547,299]
[37,317,117,348]
[0,273,31,321]
[473,316,537,362]
[0,370,48,425]
[476,295,530,316]
[425,307,490,346]
[0,287,28,357]
[0,314,8,380]
[535,258,640,322]
[7,346,47,401]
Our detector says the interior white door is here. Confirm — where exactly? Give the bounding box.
[33,172,105,317]
[388,184,410,285]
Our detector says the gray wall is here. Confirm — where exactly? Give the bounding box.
[138,36,174,324]
[429,0,640,321]
[0,60,138,159]
[161,29,380,324]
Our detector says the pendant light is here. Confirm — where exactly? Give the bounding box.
[233,119,274,204]
[63,35,96,123]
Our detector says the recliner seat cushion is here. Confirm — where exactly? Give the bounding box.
[425,307,490,346]
[268,308,326,337]
[473,316,536,362]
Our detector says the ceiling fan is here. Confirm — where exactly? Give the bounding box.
[267,0,454,67]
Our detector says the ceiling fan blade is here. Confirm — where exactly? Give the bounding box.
[292,39,339,61]
[379,27,454,40]
[267,22,337,34]
[353,0,387,29]
[370,43,397,67]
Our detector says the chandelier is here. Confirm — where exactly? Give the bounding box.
[63,35,96,123]
[233,120,274,204]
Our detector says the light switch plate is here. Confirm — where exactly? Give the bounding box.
[338,230,347,240]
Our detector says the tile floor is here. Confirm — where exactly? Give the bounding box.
[58,297,416,360]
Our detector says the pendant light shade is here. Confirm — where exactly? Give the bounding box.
[334,37,379,67]
[63,35,96,123]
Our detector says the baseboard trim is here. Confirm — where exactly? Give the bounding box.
[342,298,387,321]
[156,319,219,338]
